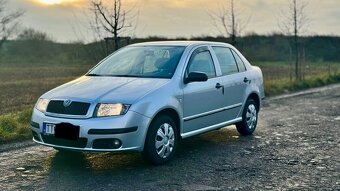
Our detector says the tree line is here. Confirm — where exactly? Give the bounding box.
[1,34,339,64]
[0,0,338,80]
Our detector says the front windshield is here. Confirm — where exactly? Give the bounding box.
[88,46,186,79]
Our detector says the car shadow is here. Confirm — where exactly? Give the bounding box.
[43,126,263,189]
[48,127,244,166]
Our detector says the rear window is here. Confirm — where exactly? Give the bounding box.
[212,47,238,75]
[231,49,246,72]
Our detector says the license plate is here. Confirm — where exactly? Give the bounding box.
[43,123,56,135]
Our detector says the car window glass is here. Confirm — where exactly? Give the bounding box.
[212,47,239,75]
[231,49,246,72]
[143,49,170,73]
[187,51,216,78]
[88,46,185,78]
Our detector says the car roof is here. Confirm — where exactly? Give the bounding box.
[130,41,231,47]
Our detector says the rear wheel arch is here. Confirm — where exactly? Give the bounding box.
[246,92,260,110]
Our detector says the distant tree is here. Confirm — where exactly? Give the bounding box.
[0,0,24,47]
[89,0,138,51]
[279,0,309,80]
[17,28,53,41]
[209,0,248,46]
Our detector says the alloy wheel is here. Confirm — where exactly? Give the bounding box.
[246,104,257,129]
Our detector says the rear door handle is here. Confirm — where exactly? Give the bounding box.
[243,77,249,83]
[215,83,224,94]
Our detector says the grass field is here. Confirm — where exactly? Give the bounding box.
[0,63,93,115]
[253,61,339,81]
[0,62,94,143]
[253,61,340,95]
[0,61,339,143]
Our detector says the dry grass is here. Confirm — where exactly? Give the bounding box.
[254,61,339,81]
[0,64,93,114]
[0,62,93,143]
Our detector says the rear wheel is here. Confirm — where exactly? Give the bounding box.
[236,99,258,135]
[143,115,178,165]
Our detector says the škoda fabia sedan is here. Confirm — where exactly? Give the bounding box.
[31,41,264,165]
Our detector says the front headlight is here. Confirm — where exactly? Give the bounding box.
[95,103,130,117]
[35,98,50,113]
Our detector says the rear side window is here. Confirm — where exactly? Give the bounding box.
[231,49,246,72]
[212,47,238,75]
[187,51,216,78]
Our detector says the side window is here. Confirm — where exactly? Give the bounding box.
[231,49,246,72]
[187,50,216,78]
[212,47,239,75]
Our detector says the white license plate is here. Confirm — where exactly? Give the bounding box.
[43,123,56,135]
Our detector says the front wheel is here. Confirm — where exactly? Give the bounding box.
[236,99,258,135]
[143,115,178,165]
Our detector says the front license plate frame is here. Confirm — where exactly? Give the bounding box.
[42,122,56,135]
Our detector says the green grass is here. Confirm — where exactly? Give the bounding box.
[0,62,93,143]
[253,61,340,82]
[264,74,340,96]
[0,107,32,144]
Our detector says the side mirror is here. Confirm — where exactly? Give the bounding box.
[184,72,208,84]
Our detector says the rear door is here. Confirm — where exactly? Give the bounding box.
[211,46,249,120]
[182,47,226,134]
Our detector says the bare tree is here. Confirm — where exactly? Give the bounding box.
[279,0,309,81]
[0,0,24,47]
[209,0,248,46]
[18,28,53,41]
[90,0,137,52]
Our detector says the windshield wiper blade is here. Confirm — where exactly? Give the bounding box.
[86,74,102,76]
[109,75,141,77]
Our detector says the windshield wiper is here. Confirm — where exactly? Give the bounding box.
[86,74,102,76]
[87,74,144,78]
[108,75,141,77]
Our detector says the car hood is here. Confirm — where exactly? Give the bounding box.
[42,76,170,104]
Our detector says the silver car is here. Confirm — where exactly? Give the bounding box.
[31,41,264,164]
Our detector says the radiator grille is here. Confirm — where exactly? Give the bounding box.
[46,100,90,116]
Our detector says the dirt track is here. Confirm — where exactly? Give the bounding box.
[0,84,339,191]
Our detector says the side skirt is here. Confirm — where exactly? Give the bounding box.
[180,117,242,139]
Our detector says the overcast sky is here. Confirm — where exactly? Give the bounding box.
[7,0,340,42]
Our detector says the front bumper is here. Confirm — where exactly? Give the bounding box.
[31,108,151,152]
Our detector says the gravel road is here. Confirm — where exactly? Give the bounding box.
[0,84,339,191]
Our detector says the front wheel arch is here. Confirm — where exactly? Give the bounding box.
[143,114,179,165]
[148,108,181,140]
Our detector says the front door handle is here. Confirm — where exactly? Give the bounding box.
[215,83,224,94]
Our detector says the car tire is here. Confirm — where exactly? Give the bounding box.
[143,115,178,165]
[236,99,258,136]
